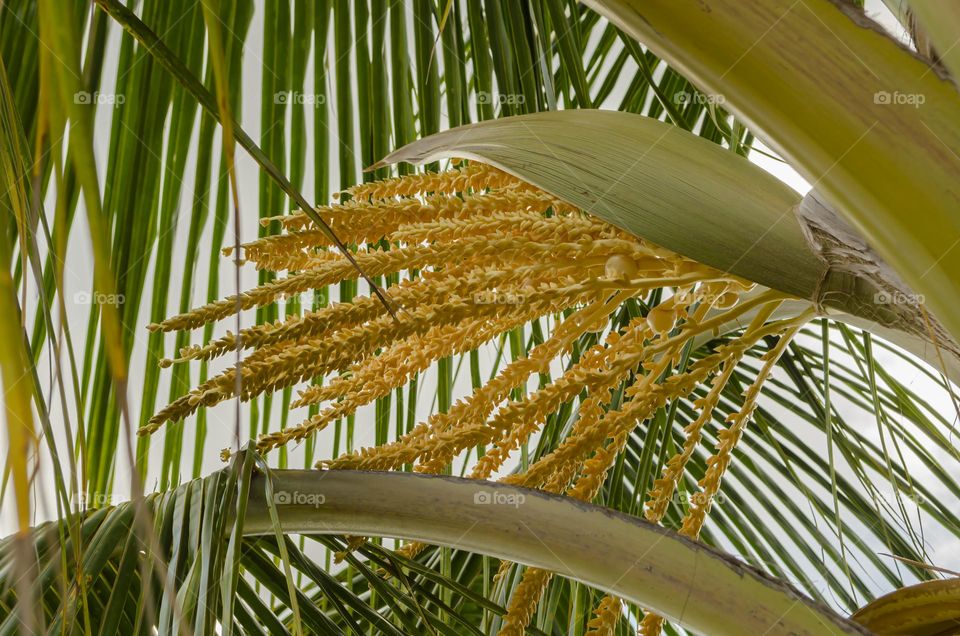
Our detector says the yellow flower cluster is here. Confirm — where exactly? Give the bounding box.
[678,314,811,540]
[638,613,665,636]
[489,288,787,634]
[151,235,640,335]
[635,305,812,636]
[585,595,622,636]
[242,188,577,272]
[642,300,784,524]
[497,567,553,636]
[344,160,528,201]
[148,161,806,635]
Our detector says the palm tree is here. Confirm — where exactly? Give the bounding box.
[1,0,959,634]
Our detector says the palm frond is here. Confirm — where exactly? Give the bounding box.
[2,1,959,634]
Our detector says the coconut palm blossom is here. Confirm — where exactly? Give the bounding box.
[1,0,959,635]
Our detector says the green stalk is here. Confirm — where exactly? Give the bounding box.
[242,470,868,636]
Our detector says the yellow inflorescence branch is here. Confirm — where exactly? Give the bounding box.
[147,160,813,635]
[585,595,623,636]
[636,305,813,636]
[678,310,814,540]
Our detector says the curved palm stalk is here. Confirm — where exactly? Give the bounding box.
[0,469,873,635]
[577,0,960,347]
[852,578,960,634]
[244,471,865,635]
[377,110,960,377]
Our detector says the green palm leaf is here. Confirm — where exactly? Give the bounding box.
[2,1,959,635]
